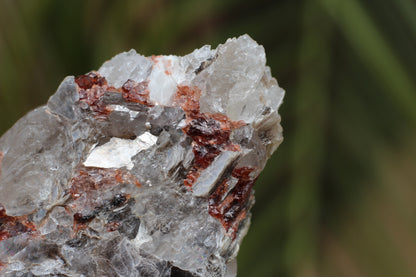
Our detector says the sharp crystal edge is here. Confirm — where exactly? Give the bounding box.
[0,34,284,277]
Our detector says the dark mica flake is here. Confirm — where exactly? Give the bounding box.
[170,265,197,277]
[73,212,96,225]
[65,235,88,248]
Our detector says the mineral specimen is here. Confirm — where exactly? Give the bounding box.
[0,34,284,276]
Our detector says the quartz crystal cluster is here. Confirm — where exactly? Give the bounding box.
[0,35,284,276]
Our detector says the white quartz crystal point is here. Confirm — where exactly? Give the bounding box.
[98,49,153,88]
[196,35,284,122]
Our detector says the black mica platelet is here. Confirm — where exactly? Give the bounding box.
[170,266,197,277]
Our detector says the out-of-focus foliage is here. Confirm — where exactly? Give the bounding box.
[0,0,415,276]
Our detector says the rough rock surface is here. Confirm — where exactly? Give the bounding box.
[0,34,284,276]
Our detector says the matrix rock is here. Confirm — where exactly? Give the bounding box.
[0,35,284,276]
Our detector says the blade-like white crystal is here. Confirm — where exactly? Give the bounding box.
[83,132,157,170]
[193,151,239,197]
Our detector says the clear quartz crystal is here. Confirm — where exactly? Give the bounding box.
[0,34,284,276]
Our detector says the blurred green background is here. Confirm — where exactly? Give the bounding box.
[1,0,415,276]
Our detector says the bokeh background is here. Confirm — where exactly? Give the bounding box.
[0,0,415,276]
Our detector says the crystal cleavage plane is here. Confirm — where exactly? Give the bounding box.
[0,35,284,277]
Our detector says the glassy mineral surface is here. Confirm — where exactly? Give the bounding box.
[0,34,284,277]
